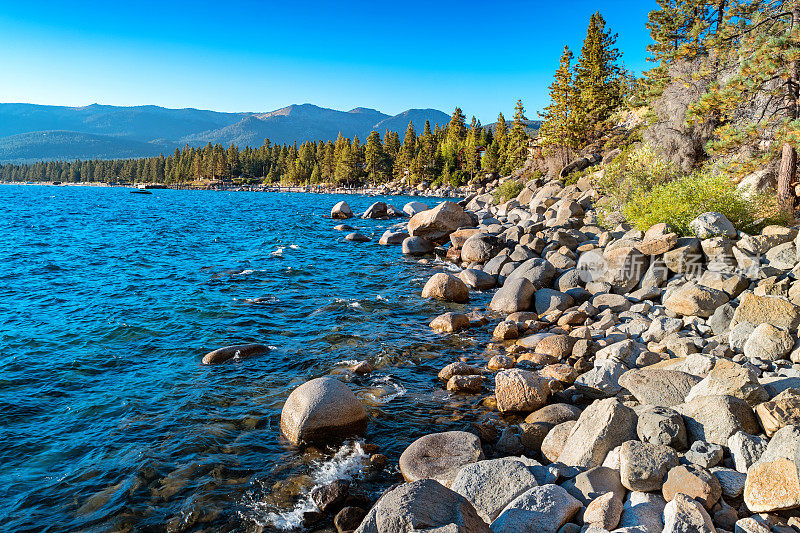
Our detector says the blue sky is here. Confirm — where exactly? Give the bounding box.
[0,0,658,122]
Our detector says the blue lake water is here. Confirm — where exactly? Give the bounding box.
[0,185,495,532]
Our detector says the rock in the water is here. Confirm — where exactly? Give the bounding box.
[662,464,721,509]
[402,236,434,255]
[459,268,496,290]
[421,273,469,303]
[408,201,474,242]
[202,343,269,364]
[618,368,701,407]
[450,458,539,523]
[557,398,638,468]
[398,431,484,487]
[378,229,408,245]
[362,201,387,219]
[754,388,800,437]
[438,362,480,381]
[689,211,737,239]
[353,478,489,533]
[489,278,535,313]
[743,323,795,362]
[311,479,349,513]
[685,359,769,407]
[447,374,484,393]
[619,440,678,492]
[494,369,551,413]
[489,484,581,533]
[280,377,368,445]
[403,201,429,217]
[676,394,760,445]
[662,492,716,533]
[331,201,353,219]
[430,312,471,333]
[335,506,367,532]
[664,282,729,318]
[346,232,371,242]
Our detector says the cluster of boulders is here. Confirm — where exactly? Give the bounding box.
[279,168,800,532]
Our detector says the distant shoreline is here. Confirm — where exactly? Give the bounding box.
[0,180,464,198]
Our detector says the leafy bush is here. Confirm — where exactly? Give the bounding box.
[596,143,682,211]
[623,172,789,235]
[493,179,523,204]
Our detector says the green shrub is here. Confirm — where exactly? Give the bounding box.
[493,179,524,204]
[623,172,789,235]
[596,143,681,211]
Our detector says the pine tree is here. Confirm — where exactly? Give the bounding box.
[504,100,530,174]
[574,11,624,143]
[539,46,580,164]
[365,130,386,184]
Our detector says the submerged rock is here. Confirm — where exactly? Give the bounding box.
[201,343,269,364]
[398,431,484,487]
[280,377,367,445]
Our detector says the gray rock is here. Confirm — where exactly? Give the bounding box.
[602,246,649,293]
[331,200,353,219]
[637,405,688,450]
[710,466,747,498]
[362,201,388,219]
[280,377,368,445]
[489,278,535,314]
[201,343,268,364]
[402,236,434,255]
[753,425,800,465]
[459,268,496,291]
[533,289,574,315]
[619,491,666,533]
[562,466,625,506]
[490,484,581,533]
[505,258,557,289]
[450,458,539,523]
[729,322,756,352]
[708,302,736,337]
[399,431,484,487]
[557,398,638,468]
[728,431,768,472]
[618,369,702,407]
[685,359,769,407]
[403,201,429,216]
[683,440,723,468]
[689,211,737,239]
[676,394,760,446]
[346,232,371,242]
[354,478,489,533]
[494,369,552,413]
[662,492,715,533]
[619,440,678,491]
[408,201,474,241]
[743,323,795,362]
[379,229,409,245]
[664,282,729,318]
[573,359,627,398]
[462,234,506,263]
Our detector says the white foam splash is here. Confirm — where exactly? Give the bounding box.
[364,375,407,404]
[336,359,361,366]
[272,247,284,257]
[375,295,387,301]
[289,244,299,249]
[254,442,369,531]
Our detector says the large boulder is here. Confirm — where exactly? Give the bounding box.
[422,273,469,303]
[744,455,800,513]
[505,258,557,289]
[676,394,760,446]
[378,229,408,245]
[619,440,679,492]
[664,283,729,318]
[731,293,800,330]
[459,268,496,291]
[408,201,474,242]
[754,388,800,437]
[280,377,368,444]
[354,479,489,533]
[494,369,551,413]
[743,323,795,362]
[403,201,429,217]
[689,211,737,239]
[618,368,702,407]
[685,360,769,407]
[331,201,353,219]
[462,234,506,263]
[558,398,638,468]
[489,484,582,533]
[201,343,269,364]
[450,458,539,523]
[489,278,535,314]
[402,236,435,255]
[399,431,484,487]
[602,246,649,293]
[362,201,388,219]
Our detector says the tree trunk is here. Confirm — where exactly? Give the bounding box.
[778,1,800,213]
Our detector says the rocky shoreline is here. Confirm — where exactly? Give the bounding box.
[213,167,800,532]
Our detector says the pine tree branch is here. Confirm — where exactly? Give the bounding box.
[723,11,792,40]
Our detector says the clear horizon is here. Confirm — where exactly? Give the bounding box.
[0,0,657,123]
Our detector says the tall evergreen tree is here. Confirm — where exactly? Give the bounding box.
[539,46,581,162]
[504,100,530,173]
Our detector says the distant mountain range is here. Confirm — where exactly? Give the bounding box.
[0,103,453,163]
